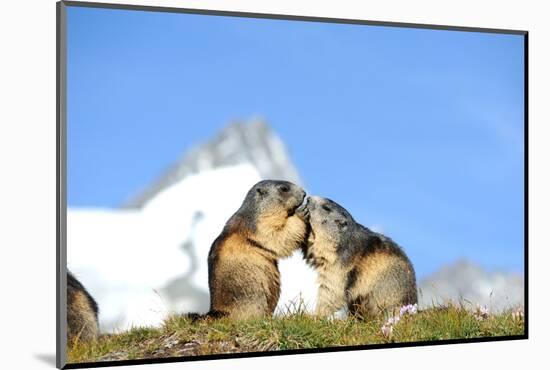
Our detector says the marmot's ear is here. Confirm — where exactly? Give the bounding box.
[256,187,267,196]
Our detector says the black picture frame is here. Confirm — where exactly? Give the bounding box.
[56,1,528,368]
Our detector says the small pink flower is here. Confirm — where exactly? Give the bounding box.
[381,324,393,338]
[473,304,489,321]
[399,303,418,317]
[380,304,418,339]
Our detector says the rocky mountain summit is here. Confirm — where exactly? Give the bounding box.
[418,259,524,312]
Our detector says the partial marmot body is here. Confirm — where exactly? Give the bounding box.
[206,180,308,319]
[301,196,417,318]
[67,271,99,343]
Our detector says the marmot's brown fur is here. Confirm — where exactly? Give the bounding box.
[67,271,99,343]
[300,196,417,318]
[204,180,308,319]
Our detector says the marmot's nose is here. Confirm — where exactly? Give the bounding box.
[306,196,318,209]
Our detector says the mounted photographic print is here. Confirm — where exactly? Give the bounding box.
[56,1,527,368]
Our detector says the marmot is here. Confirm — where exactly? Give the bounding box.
[67,271,99,343]
[205,180,308,319]
[300,196,417,318]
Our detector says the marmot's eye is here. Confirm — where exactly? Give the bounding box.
[256,188,267,196]
[322,205,331,213]
[279,185,290,193]
[335,219,347,228]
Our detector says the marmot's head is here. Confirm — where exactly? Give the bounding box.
[230,180,307,256]
[245,180,306,218]
[302,196,356,266]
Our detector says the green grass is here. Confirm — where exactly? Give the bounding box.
[67,304,525,364]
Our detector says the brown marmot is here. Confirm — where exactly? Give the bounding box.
[300,196,417,318]
[67,271,99,343]
[204,180,308,319]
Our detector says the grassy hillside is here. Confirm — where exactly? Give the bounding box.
[67,304,525,364]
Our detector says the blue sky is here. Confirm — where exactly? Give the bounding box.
[66,6,525,279]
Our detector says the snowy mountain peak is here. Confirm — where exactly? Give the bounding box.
[124,118,302,208]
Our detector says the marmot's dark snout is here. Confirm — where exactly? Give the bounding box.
[292,185,306,204]
[305,195,323,211]
[286,184,306,215]
[296,201,310,221]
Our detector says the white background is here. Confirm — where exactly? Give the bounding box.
[0,0,547,369]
